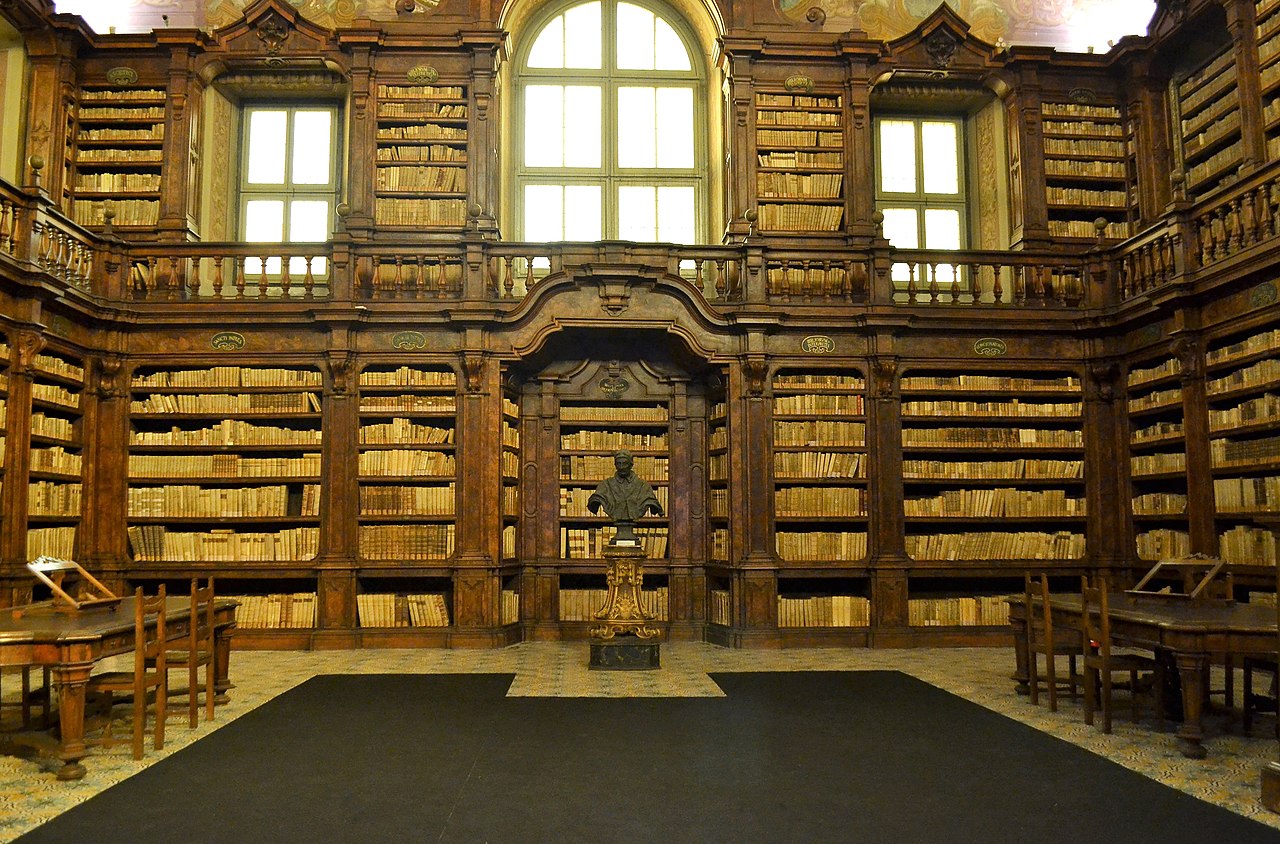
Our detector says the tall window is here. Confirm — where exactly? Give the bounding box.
[876,117,966,286]
[516,0,703,243]
[240,105,340,274]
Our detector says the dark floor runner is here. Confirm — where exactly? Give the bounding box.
[16,671,1279,843]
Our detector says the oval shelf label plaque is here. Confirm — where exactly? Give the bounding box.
[973,337,1007,357]
[391,331,428,350]
[210,331,246,351]
[801,335,835,354]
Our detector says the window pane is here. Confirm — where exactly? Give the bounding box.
[657,186,695,243]
[563,86,602,168]
[656,88,693,168]
[289,200,329,242]
[525,86,565,167]
[616,3,654,70]
[618,87,656,168]
[881,207,918,284]
[291,111,332,185]
[246,111,287,184]
[653,17,690,71]
[922,121,959,194]
[525,185,564,241]
[527,16,565,68]
[923,208,961,249]
[564,185,602,240]
[563,2,602,69]
[878,120,916,194]
[618,185,655,240]
[244,200,285,241]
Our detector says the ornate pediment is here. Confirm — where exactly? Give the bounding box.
[207,0,337,61]
[880,3,1001,80]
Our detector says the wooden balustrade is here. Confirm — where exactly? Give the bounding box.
[127,246,331,301]
[1115,224,1181,299]
[359,252,463,298]
[764,256,868,303]
[32,215,93,293]
[1194,174,1280,269]
[0,191,20,259]
[886,249,1087,307]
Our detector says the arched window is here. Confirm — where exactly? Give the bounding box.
[515,0,705,243]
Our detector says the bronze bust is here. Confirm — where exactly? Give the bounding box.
[587,450,663,544]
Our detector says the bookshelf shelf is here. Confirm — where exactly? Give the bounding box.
[1259,0,1280,161]
[375,84,469,229]
[1174,44,1243,197]
[754,91,846,233]
[1126,351,1191,561]
[25,349,84,562]
[1042,102,1132,240]
[65,85,166,228]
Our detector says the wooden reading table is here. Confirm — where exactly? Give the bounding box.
[0,595,237,780]
[1009,593,1276,759]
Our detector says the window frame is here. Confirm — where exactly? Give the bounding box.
[513,0,708,244]
[873,114,970,251]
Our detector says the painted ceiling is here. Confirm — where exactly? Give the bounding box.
[53,0,1156,52]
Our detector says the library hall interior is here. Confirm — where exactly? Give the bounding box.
[6,0,1280,839]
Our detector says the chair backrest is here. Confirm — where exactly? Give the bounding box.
[1024,572,1056,645]
[188,578,215,655]
[133,585,167,675]
[1080,576,1111,662]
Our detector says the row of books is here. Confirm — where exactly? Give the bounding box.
[779,594,871,628]
[79,105,165,119]
[558,587,668,622]
[1044,159,1126,177]
[774,420,864,446]
[502,525,516,559]
[501,588,519,624]
[900,375,1080,392]
[26,527,76,560]
[756,109,840,127]
[559,454,668,479]
[1220,525,1280,565]
[559,430,668,450]
[903,488,1086,517]
[775,486,867,517]
[1136,528,1191,560]
[376,125,466,141]
[231,593,316,628]
[1043,138,1126,157]
[559,405,668,423]
[374,198,467,226]
[359,524,455,560]
[1049,220,1131,239]
[757,172,842,197]
[774,394,864,415]
[710,589,730,625]
[356,592,450,627]
[29,446,81,474]
[559,485,669,517]
[359,484,455,515]
[711,529,728,561]
[774,374,862,389]
[1128,387,1182,411]
[561,527,669,559]
[134,367,320,388]
[72,199,158,227]
[774,451,866,478]
[1183,112,1241,154]
[377,102,467,118]
[902,458,1083,480]
[1213,475,1280,511]
[1187,141,1242,188]
[31,412,76,441]
[131,420,321,447]
[1206,358,1280,395]
[1130,451,1187,476]
[359,367,455,387]
[1128,358,1179,386]
[756,203,843,231]
[359,420,454,445]
[80,88,165,102]
[1046,187,1127,206]
[127,484,320,518]
[901,428,1082,447]
[775,531,866,561]
[1211,433,1280,468]
[756,129,842,147]
[1042,103,1122,119]
[904,531,1085,560]
[360,395,456,412]
[1042,120,1124,137]
[27,481,80,515]
[376,145,467,162]
[1131,492,1187,515]
[127,526,320,561]
[376,85,465,98]
[132,392,321,414]
[31,383,79,408]
[376,166,467,192]
[907,595,1010,627]
[74,149,162,163]
[1131,420,1183,443]
[1206,328,1280,365]
[73,173,160,191]
[900,399,1080,417]
[128,453,322,478]
[757,151,842,168]
[755,94,841,109]
[358,449,455,476]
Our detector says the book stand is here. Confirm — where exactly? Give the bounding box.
[27,556,122,612]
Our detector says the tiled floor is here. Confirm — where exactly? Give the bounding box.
[2,643,1279,840]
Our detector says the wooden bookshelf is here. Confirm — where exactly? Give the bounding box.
[375,84,469,229]
[358,365,457,566]
[1126,353,1191,560]
[899,371,1086,565]
[1205,324,1280,568]
[708,390,728,568]
[1258,0,1280,160]
[1041,102,1132,241]
[66,85,165,228]
[26,349,85,561]
[777,578,869,628]
[501,389,520,566]
[754,90,845,233]
[1174,45,1243,197]
[126,366,323,575]
[772,371,867,567]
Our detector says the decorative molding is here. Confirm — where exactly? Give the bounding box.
[871,358,898,398]
[106,67,138,86]
[461,352,486,393]
[599,360,629,396]
[1171,336,1202,381]
[255,12,291,56]
[325,350,353,397]
[1086,363,1119,403]
[925,30,959,69]
[96,356,127,400]
[742,359,768,397]
[13,331,46,376]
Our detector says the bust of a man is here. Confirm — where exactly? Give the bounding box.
[587,450,663,544]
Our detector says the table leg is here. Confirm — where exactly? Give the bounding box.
[1010,614,1030,695]
[1174,651,1209,759]
[213,624,235,705]
[52,662,93,781]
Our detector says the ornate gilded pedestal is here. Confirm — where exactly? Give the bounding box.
[588,544,661,669]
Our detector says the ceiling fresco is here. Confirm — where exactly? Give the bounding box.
[53,0,1155,51]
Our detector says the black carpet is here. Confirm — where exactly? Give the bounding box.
[17,671,1280,843]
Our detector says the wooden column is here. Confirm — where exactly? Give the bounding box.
[729,353,776,640]
[868,354,908,634]
[464,37,503,235]
[1083,361,1127,581]
[452,347,500,638]
[1227,0,1267,170]
[843,49,877,238]
[1005,65,1050,248]
[314,346,358,640]
[20,29,78,205]
[1174,336,1217,555]
[156,38,200,241]
[80,355,130,592]
[666,380,705,637]
[341,41,376,238]
[522,378,561,638]
[0,329,43,605]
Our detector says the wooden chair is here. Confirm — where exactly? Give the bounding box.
[0,666,50,729]
[1242,655,1279,737]
[1024,573,1081,711]
[161,578,216,727]
[1080,577,1162,734]
[86,586,167,759]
